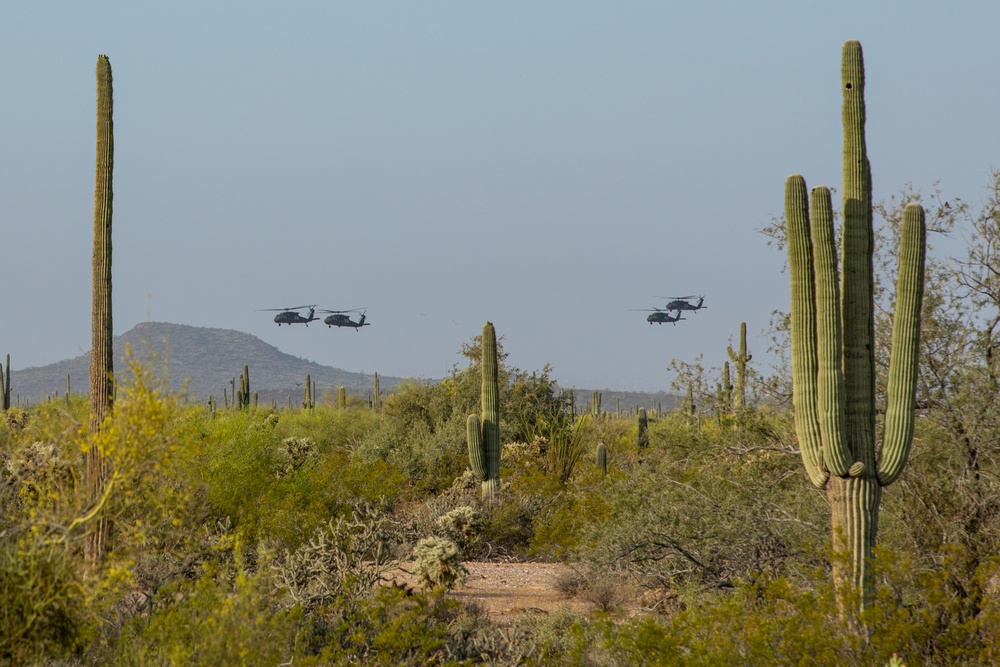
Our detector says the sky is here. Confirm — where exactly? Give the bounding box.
[2,2,999,392]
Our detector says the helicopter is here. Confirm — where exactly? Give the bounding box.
[634,308,686,325]
[260,305,320,326]
[321,308,370,330]
[658,295,706,313]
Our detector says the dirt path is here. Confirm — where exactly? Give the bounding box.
[393,561,593,619]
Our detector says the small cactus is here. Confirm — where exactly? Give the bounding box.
[637,407,649,449]
[338,386,347,410]
[596,442,608,475]
[412,536,466,590]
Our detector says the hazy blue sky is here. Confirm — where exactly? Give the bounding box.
[2,3,998,391]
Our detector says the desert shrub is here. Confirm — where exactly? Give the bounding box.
[272,507,399,611]
[353,414,468,494]
[0,537,87,664]
[111,568,299,667]
[576,411,825,591]
[1,439,78,517]
[275,404,379,453]
[474,481,553,558]
[301,586,460,665]
[412,536,466,590]
[529,465,615,559]
[273,436,318,478]
[199,412,284,541]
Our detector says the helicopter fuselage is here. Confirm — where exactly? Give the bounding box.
[324,314,369,328]
[647,311,684,325]
[274,309,317,325]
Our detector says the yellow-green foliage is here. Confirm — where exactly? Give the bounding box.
[3,345,1000,664]
[113,570,300,667]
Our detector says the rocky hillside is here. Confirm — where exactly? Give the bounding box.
[7,322,678,411]
[8,322,407,405]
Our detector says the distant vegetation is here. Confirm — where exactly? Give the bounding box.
[3,308,1000,664]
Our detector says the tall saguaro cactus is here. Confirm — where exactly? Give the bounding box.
[727,322,751,412]
[1,354,11,411]
[303,373,314,409]
[237,364,250,410]
[785,40,926,611]
[637,407,649,449]
[467,322,501,498]
[87,54,114,563]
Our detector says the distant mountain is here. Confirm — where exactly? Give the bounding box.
[8,322,409,406]
[7,322,679,412]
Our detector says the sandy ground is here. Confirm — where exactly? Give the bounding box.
[391,561,595,619]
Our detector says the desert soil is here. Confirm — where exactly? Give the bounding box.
[392,561,594,619]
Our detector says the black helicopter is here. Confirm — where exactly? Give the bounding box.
[659,295,707,313]
[633,308,686,325]
[321,308,369,330]
[260,305,320,326]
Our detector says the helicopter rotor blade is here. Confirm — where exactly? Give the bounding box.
[319,307,366,314]
[258,304,317,312]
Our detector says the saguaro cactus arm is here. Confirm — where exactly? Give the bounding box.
[877,203,926,485]
[810,186,852,476]
[785,175,830,489]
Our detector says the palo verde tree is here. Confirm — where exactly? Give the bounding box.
[785,40,926,612]
[87,54,115,563]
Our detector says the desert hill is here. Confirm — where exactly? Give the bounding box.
[8,322,406,405]
[7,322,677,412]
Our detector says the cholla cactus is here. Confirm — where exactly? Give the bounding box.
[273,437,318,478]
[272,509,398,610]
[434,505,482,552]
[412,536,466,590]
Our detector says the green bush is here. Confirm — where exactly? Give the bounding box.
[112,569,299,667]
[0,538,87,664]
